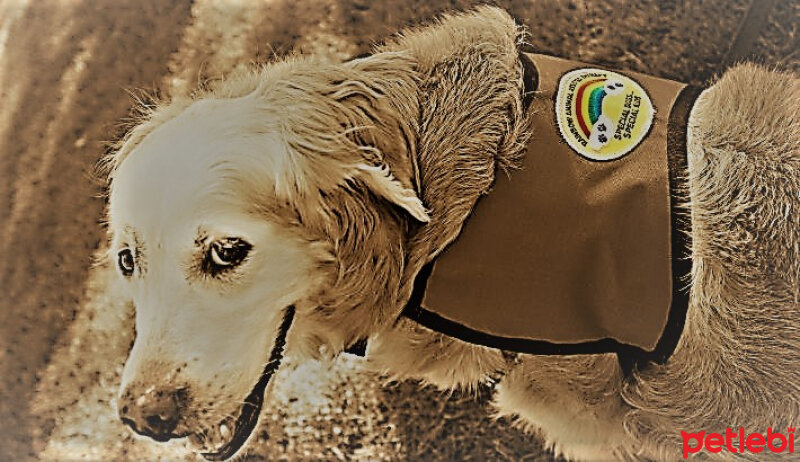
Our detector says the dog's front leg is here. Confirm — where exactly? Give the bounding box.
[367,318,507,391]
[494,354,634,461]
[370,322,635,459]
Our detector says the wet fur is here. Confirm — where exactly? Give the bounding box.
[111,6,800,461]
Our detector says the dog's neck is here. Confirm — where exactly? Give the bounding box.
[380,8,532,320]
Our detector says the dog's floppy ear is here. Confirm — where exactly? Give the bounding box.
[267,50,428,222]
[335,52,429,222]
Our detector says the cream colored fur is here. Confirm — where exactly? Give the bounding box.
[107,6,800,461]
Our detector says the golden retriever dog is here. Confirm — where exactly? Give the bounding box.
[105,6,800,461]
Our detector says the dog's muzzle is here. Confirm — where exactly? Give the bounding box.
[200,305,295,461]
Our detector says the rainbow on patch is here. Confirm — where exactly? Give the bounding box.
[574,79,625,139]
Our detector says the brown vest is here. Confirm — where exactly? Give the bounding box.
[404,54,698,366]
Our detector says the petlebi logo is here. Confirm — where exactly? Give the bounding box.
[555,68,654,161]
[682,427,796,458]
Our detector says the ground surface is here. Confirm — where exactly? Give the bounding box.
[0,0,797,460]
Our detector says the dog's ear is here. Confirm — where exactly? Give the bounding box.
[270,51,428,222]
[336,52,429,223]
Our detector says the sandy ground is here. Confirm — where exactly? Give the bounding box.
[0,0,797,460]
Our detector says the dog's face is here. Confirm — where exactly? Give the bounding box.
[109,97,329,458]
[107,56,426,459]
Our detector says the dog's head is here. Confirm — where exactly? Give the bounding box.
[107,53,428,459]
[106,5,526,459]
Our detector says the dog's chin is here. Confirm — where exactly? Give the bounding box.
[192,306,296,461]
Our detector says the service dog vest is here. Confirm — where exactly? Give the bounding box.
[403,53,698,365]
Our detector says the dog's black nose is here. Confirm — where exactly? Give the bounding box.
[119,387,185,442]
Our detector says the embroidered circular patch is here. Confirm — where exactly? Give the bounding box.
[555,68,654,161]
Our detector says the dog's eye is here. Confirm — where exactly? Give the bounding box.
[118,249,135,276]
[202,238,252,275]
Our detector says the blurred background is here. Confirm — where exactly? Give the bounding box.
[0,0,797,460]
